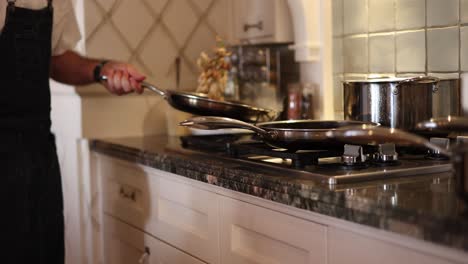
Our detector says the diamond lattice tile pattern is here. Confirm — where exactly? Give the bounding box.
[84,0,230,90]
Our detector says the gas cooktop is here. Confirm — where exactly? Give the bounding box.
[179,134,452,185]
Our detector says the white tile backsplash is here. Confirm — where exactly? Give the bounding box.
[427,72,460,79]
[333,38,344,74]
[396,30,425,72]
[369,33,395,72]
[344,36,368,73]
[332,0,344,36]
[462,0,468,24]
[369,0,395,32]
[395,0,425,30]
[462,26,468,71]
[344,0,368,35]
[426,0,459,27]
[427,27,459,72]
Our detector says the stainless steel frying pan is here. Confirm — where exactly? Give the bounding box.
[100,76,278,123]
[179,116,379,150]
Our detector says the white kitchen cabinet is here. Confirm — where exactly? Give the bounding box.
[93,155,468,264]
[103,215,206,264]
[99,157,220,264]
[328,227,457,264]
[233,0,293,44]
[219,196,327,264]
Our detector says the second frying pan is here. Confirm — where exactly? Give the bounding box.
[180,116,378,150]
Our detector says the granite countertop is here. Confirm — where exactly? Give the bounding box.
[90,135,468,253]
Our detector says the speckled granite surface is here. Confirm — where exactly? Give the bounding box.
[90,136,468,252]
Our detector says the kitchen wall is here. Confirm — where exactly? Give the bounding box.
[79,0,231,137]
[332,0,468,117]
[85,0,231,92]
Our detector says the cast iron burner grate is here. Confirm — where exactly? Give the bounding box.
[180,135,343,169]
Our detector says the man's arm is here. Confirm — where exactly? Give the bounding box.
[50,50,145,95]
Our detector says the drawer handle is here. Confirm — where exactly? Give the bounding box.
[244,21,263,32]
[138,247,150,264]
[119,186,136,202]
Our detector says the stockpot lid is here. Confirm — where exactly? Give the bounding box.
[343,76,440,84]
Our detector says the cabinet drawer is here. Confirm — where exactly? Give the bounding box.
[103,215,205,264]
[99,158,220,264]
[220,197,327,264]
[100,158,150,229]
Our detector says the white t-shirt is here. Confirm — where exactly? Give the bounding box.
[0,0,81,56]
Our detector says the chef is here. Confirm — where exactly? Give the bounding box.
[0,0,145,263]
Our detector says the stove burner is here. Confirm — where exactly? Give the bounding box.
[179,135,452,185]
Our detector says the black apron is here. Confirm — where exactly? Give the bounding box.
[0,0,64,263]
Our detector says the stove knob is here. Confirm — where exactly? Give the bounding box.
[374,143,398,163]
[342,144,366,165]
[427,137,450,159]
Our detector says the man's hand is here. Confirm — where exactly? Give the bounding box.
[100,62,146,95]
[50,51,146,96]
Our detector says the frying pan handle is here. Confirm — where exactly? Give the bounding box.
[416,116,468,132]
[99,75,167,98]
[179,116,272,138]
[325,125,452,157]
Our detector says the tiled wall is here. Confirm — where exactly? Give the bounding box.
[84,0,230,91]
[332,0,468,116]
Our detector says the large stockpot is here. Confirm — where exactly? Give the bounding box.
[343,76,460,132]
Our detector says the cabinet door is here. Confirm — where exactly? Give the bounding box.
[220,197,327,264]
[234,0,274,40]
[103,215,205,264]
[146,175,220,264]
[328,227,456,264]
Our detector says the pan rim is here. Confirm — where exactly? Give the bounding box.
[167,90,276,114]
[256,120,379,132]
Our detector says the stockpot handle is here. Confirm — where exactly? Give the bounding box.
[326,125,451,157]
[416,116,468,132]
[396,76,439,87]
[180,116,273,139]
[100,75,167,98]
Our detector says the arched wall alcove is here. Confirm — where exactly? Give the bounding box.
[286,0,334,119]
